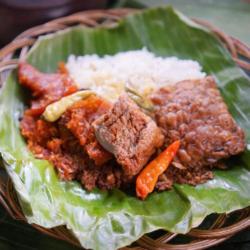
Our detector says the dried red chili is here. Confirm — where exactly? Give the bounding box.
[136,140,180,199]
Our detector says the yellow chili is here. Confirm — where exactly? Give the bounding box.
[42,90,94,122]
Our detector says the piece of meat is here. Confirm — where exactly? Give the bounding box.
[18,62,77,116]
[93,94,164,177]
[151,76,246,189]
[63,95,113,166]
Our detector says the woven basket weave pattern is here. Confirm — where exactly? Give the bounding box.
[0,8,249,250]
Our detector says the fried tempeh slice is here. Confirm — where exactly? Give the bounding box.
[151,76,246,189]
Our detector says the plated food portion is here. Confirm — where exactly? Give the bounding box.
[1,6,250,250]
[19,49,245,199]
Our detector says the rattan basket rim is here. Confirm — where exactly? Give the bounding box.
[0,7,249,250]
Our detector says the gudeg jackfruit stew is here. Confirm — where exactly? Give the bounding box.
[18,50,246,199]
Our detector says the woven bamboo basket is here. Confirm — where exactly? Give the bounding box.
[0,8,250,250]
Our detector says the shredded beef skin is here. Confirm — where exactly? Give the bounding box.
[18,62,77,116]
[63,95,113,166]
[151,76,246,189]
[93,94,164,177]
[20,105,122,191]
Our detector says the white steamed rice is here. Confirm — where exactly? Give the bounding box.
[66,48,205,101]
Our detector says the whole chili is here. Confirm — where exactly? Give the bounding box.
[42,90,94,122]
[136,140,180,200]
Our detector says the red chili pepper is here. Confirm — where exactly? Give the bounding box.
[136,140,180,200]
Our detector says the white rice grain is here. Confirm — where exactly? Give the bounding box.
[66,48,205,101]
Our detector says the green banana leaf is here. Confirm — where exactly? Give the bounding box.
[0,6,250,250]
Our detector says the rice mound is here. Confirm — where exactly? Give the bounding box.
[66,48,205,101]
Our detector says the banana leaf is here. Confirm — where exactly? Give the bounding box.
[0,6,250,250]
